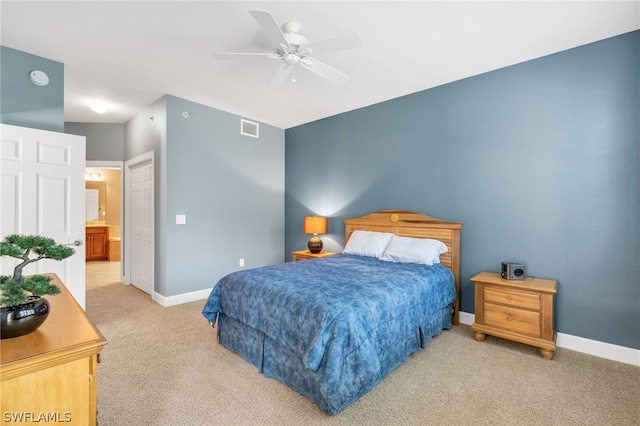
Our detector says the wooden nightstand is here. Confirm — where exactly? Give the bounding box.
[471,271,558,360]
[291,250,337,261]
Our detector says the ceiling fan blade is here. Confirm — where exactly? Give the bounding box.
[249,10,290,49]
[213,52,272,60]
[268,64,293,89]
[308,31,364,55]
[299,57,350,85]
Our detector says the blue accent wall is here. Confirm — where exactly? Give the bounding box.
[285,31,639,349]
[0,46,64,132]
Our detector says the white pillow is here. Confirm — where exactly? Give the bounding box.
[379,235,448,265]
[343,230,394,258]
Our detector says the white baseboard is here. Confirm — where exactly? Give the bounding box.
[459,311,639,366]
[555,332,640,366]
[152,288,212,307]
[459,311,475,326]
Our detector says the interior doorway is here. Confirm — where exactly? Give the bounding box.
[85,161,123,289]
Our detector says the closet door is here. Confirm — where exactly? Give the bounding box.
[126,152,154,295]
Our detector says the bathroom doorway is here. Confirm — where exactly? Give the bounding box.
[85,161,123,289]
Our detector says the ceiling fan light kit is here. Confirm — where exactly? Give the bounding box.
[213,9,363,88]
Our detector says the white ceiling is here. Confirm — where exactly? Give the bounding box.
[2,1,638,129]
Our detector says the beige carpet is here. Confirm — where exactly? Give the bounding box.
[85,279,639,426]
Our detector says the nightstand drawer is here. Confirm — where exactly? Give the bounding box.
[484,287,540,310]
[484,304,541,337]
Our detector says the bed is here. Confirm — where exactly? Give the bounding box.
[202,210,462,414]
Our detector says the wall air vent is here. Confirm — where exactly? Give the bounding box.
[241,119,259,138]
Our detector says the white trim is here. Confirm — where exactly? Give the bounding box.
[459,311,639,366]
[152,288,212,307]
[556,332,639,366]
[459,311,475,326]
[86,160,123,168]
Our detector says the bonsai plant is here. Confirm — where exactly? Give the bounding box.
[0,234,75,339]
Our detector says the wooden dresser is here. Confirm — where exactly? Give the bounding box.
[1,274,106,425]
[471,271,558,359]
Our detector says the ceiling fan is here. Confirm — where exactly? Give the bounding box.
[213,10,364,88]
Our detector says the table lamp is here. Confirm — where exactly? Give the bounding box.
[304,216,327,253]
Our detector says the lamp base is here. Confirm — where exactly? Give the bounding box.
[307,236,323,254]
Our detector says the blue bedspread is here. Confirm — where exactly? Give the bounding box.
[202,254,455,413]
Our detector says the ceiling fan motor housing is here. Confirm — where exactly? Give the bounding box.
[275,31,312,59]
[283,22,310,47]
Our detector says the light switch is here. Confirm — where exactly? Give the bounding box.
[176,214,186,225]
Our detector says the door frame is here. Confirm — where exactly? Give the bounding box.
[123,151,154,292]
[86,160,124,282]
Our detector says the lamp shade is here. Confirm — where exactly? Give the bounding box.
[304,216,327,235]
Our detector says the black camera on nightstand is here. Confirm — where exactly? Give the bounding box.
[501,262,525,280]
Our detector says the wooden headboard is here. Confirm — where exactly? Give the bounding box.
[344,210,463,325]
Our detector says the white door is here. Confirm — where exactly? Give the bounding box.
[0,124,86,308]
[126,153,154,295]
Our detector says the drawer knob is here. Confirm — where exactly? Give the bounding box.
[506,295,513,301]
[507,315,513,321]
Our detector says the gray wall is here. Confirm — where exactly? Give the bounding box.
[65,122,125,161]
[124,96,167,295]
[125,95,285,297]
[0,46,64,132]
[284,31,639,349]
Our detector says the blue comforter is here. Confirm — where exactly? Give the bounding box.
[202,254,455,413]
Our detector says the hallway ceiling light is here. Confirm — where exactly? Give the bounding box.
[89,102,107,114]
